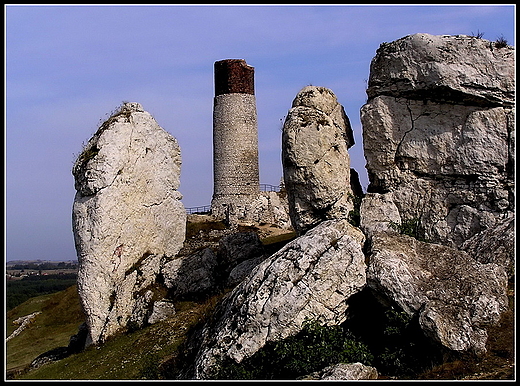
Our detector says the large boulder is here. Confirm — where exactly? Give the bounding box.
[72,102,186,345]
[282,86,356,235]
[300,362,379,380]
[162,231,268,300]
[367,231,509,356]
[461,213,515,279]
[361,33,515,249]
[192,219,366,379]
[162,248,219,300]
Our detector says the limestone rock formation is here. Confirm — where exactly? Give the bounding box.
[282,86,356,235]
[301,362,379,380]
[361,33,515,249]
[148,300,177,325]
[162,231,269,300]
[367,231,509,356]
[192,219,366,379]
[216,191,292,229]
[72,102,186,345]
[248,191,292,230]
[162,248,219,299]
[359,192,402,238]
[461,213,515,279]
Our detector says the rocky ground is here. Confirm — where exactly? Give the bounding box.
[418,287,515,380]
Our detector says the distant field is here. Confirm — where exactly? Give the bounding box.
[6,269,78,278]
[6,273,78,311]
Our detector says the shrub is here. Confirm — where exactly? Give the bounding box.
[471,30,485,39]
[389,217,428,242]
[215,318,373,380]
[343,289,445,378]
[495,35,509,48]
[347,193,363,227]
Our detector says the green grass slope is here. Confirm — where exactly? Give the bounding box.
[6,285,85,375]
[7,288,222,380]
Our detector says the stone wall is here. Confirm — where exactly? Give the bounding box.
[211,59,260,220]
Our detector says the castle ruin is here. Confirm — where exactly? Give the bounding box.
[211,59,260,220]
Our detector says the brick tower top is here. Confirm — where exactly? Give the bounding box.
[214,59,255,96]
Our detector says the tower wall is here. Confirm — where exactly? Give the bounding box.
[211,59,260,220]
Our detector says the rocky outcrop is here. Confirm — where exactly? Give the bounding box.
[461,213,515,279]
[359,193,402,238]
[361,33,514,249]
[249,191,292,230]
[367,231,509,356]
[193,219,366,379]
[163,248,219,299]
[72,102,186,346]
[217,190,292,229]
[162,231,269,300]
[6,312,41,342]
[282,86,356,235]
[300,362,379,380]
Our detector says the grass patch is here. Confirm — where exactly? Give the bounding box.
[6,274,78,310]
[389,217,429,242]
[6,285,85,373]
[13,292,224,380]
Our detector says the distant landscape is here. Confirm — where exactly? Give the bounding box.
[6,260,78,311]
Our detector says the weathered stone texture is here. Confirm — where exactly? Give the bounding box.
[212,93,260,219]
[361,33,515,249]
[282,86,355,234]
[359,192,401,238]
[461,213,515,278]
[193,219,366,379]
[367,232,509,356]
[72,102,186,345]
[214,59,255,96]
[248,191,292,229]
[162,248,219,299]
[301,362,379,380]
[366,33,515,106]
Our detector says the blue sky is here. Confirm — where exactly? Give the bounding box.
[4,4,515,262]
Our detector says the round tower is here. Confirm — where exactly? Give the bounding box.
[211,59,260,220]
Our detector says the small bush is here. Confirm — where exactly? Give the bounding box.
[495,35,509,48]
[347,193,363,227]
[389,218,428,242]
[215,318,373,380]
[471,30,485,39]
[344,290,445,378]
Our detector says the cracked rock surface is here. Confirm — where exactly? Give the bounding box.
[282,86,356,235]
[72,102,186,346]
[192,219,366,379]
[367,231,509,356]
[361,33,514,249]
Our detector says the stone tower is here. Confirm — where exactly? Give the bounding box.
[211,59,260,220]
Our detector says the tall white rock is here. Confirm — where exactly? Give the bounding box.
[282,86,356,235]
[72,102,186,345]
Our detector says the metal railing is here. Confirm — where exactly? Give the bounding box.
[185,184,281,214]
[260,184,280,192]
[185,205,211,215]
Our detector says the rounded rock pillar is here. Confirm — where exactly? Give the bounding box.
[211,59,260,221]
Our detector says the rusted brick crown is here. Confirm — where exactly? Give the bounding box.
[214,59,255,96]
